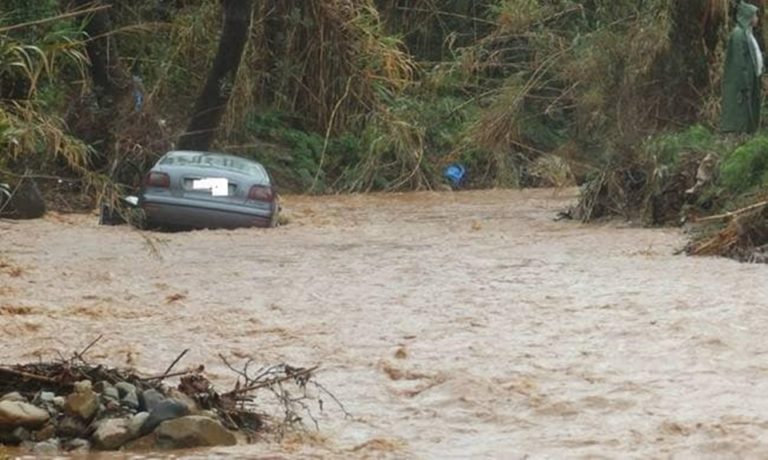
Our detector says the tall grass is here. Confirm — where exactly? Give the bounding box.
[0,11,91,176]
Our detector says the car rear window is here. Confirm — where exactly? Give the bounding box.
[161,152,269,182]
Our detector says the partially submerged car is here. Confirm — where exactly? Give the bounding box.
[138,150,279,230]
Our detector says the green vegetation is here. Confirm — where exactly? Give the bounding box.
[720,136,768,194]
[0,0,765,228]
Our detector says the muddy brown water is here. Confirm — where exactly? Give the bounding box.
[2,188,768,459]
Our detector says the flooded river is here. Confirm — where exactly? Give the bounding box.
[2,188,768,459]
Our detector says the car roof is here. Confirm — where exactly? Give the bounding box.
[159,150,269,179]
[162,150,263,165]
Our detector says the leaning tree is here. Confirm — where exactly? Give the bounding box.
[177,0,254,151]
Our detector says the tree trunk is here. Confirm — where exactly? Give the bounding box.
[73,0,121,105]
[177,0,253,151]
[70,0,126,169]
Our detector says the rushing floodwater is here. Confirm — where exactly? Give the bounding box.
[2,188,768,459]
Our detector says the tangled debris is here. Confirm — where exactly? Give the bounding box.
[686,201,768,263]
[572,150,707,226]
[0,340,339,455]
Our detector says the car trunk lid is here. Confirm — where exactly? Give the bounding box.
[180,175,244,204]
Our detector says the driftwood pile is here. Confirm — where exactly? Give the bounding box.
[0,342,331,455]
[686,200,768,263]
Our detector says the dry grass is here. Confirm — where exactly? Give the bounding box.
[687,205,768,262]
[249,0,415,134]
[529,154,575,188]
[339,108,430,192]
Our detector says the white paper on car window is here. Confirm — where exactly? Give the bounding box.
[193,178,229,196]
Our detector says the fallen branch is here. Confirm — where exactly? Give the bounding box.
[0,366,63,385]
[73,334,104,364]
[139,366,202,382]
[693,200,768,224]
[160,348,189,378]
[223,366,319,396]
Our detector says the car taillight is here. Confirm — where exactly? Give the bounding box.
[144,171,170,188]
[248,185,273,202]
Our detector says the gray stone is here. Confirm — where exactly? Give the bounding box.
[122,391,140,410]
[0,400,50,429]
[114,382,137,398]
[74,380,93,393]
[115,382,139,410]
[33,392,59,418]
[0,425,31,445]
[123,433,155,451]
[128,412,150,438]
[93,418,132,450]
[93,381,110,392]
[32,439,60,455]
[33,424,55,441]
[36,392,55,404]
[140,389,165,412]
[104,400,120,412]
[1,392,26,402]
[56,415,88,438]
[65,384,99,420]
[19,440,35,451]
[155,416,237,449]
[11,426,31,442]
[63,438,90,453]
[198,410,218,420]
[101,386,120,403]
[140,399,190,435]
[167,389,199,413]
[52,396,66,409]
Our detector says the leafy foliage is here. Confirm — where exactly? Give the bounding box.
[0,0,759,208]
[720,135,768,194]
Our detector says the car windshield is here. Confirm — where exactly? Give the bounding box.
[160,152,268,182]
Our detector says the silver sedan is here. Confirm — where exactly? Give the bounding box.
[139,150,279,229]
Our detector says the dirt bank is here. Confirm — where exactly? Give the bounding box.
[2,188,768,459]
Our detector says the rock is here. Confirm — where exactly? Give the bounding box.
[97,383,120,403]
[0,400,50,429]
[128,412,149,438]
[1,392,26,402]
[115,382,139,410]
[93,381,110,392]
[155,416,237,449]
[56,415,89,438]
[104,400,120,412]
[122,392,140,410]
[167,389,199,413]
[114,382,137,398]
[0,426,31,445]
[3,178,45,219]
[198,410,218,420]
[34,424,56,441]
[63,438,90,453]
[123,433,156,451]
[140,399,189,435]
[32,439,60,455]
[34,392,59,417]
[52,396,66,409]
[35,392,55,404]
[74,380,93,393]
[140,389,165,412]
[19,440,35,451]
[11,426,31,442]
[65,382,99,420]
[93,418,133,450]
